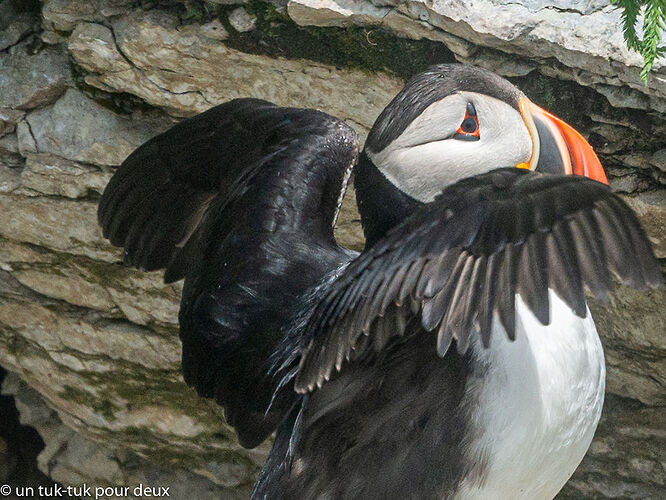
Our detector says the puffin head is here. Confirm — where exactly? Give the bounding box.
[356,64,607,245]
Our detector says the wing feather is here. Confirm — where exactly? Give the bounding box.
[99,98,360,446]
[476,251,501,347]
[294,169,662,393]
[519,235,549,324]
[496,243,519,340]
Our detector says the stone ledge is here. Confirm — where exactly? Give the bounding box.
[68,10,403,133]
[287,0,666,109]
[2,372,260,498]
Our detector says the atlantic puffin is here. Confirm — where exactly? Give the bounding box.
[98,64,662,499]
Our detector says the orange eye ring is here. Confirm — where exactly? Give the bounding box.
[455,102,480,141]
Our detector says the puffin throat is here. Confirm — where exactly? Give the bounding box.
[354,152,422,248]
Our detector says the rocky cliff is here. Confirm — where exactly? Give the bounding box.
[0,0,664,498]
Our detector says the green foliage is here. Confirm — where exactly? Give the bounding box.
[612,0,666,82]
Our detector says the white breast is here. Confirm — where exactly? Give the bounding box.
[454,290,606,500]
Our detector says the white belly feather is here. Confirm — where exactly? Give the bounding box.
[454,290,606,500]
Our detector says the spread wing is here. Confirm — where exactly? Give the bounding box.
[295,168,662,392]
[99,99,359,447]
[99,98,269,278]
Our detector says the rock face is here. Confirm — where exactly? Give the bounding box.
[66,10,402,130]
[2,372,253,499]
[0,0,664,498]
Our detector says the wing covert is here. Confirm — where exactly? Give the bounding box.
[295,168,662,393]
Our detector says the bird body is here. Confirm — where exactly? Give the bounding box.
[252,290,605,500]
[98,64,660,499]
[454,292,605,500]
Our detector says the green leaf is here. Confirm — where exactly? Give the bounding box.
[612,0,666,82]
[613,0,642,50]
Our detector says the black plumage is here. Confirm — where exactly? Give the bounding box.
[99,98,359,447]
[294,169,662,393]
[98,64,663,499]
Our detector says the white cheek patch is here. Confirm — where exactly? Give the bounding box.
[368,92,532,203]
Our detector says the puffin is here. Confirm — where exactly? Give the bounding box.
[98,64,662,499]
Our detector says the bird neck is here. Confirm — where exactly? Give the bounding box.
[355,151,422,248]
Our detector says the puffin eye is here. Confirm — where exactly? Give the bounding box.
[454,102,480,141]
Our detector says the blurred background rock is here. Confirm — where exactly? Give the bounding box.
[0,0,664,498]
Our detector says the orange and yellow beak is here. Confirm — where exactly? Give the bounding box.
[518,97,608,184]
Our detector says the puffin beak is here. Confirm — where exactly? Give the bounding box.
[518,97,608,184]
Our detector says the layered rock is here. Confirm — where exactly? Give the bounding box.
[0,0,664,498]
[287,0,666,111]
[66,10,403,129]
[2,373,254,499]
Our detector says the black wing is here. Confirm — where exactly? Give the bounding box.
[295,168,662,392]
[99,99,359,447]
